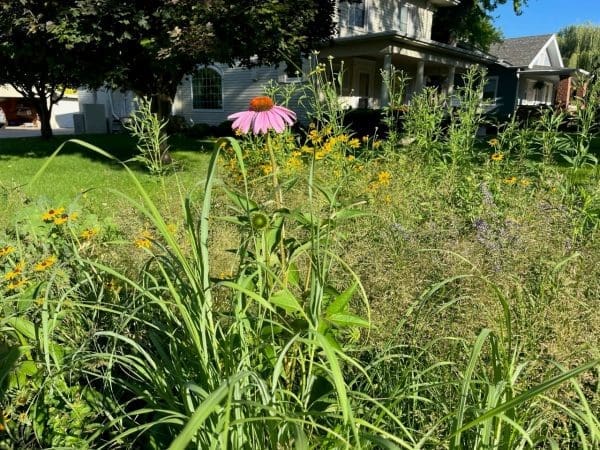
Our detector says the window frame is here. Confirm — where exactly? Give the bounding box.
[191,66,224,111]
[346,0,366,29]
[482,76,499,104]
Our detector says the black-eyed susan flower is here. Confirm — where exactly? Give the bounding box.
[80,227,99,240]
[42,207,65,222]
[34,255,57,272]
[4,261,25,280]
[488,138,500,148]
[53,212,73,225]
[503,176,517,185]
[7,278,28,291]
[0,245,15,258]
[491,152,504,162]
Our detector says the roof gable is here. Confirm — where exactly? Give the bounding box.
[489,34,564,68]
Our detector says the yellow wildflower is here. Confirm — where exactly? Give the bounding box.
[315,150,327,160]
[0,245,15,258]
[135,230,153,249]
[348,138,361,149]
[53,214,69,225]
[166,223,178,234]
[362,135,369,143]
[373,140,382,149]
[488,138,500,147]
[503,176,517,185]
[520,178,531,187]
[260,163,273,175]
[491,152,504,162]
[4,261,25,280]
[68,212,79,221]
[7,278,28,291]
[42,207,65,222]
[346,155,355,162]
[80,227,99,240]
[377,171,392,186]
[34,255,57,272]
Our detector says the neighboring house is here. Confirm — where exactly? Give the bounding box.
[0,84,80,128]
[486,34,589,117]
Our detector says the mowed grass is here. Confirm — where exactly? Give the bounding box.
[0,134,214,229]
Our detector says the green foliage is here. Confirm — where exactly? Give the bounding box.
[2,60,600,448]
[125,97,173,176]
[559,23,600,74]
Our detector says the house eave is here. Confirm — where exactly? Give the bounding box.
[333,31,500,65]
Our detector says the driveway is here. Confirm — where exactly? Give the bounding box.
[0,126,74,139]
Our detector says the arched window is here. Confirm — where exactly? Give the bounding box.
[192,67,222,110]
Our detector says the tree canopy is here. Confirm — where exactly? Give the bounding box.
[0,0,336,136]
[432,0,528,51]
[558,24,600,74]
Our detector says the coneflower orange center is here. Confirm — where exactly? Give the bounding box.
[249,96,274,112]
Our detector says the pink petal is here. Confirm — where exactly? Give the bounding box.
[266,110,285,133]
[252,112,268,134]
[229,111,255,134]
[272,106,296,125]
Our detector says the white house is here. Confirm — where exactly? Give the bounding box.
[79,0,494,130]
[170,0,498,126]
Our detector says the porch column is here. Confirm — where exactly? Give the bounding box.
[380,53,392,107]
[415,60,425,92]
[446,65,456,96]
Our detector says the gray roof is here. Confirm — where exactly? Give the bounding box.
[489,34,554,67]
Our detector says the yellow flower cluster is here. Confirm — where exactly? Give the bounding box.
[368,171,393,192]
[3,261,28,291]
[134,230,153,249]
[42,207,78,225]
[503,176,532,187]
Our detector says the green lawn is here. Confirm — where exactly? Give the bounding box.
[0,134,214,229]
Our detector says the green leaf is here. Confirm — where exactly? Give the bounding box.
[326,282,357,316]
[5,317,36,341]
[332,208,371,221]
[328,313,370,329]
[270,289,303,315]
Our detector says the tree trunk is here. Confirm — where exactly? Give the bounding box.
[35,99,53,140]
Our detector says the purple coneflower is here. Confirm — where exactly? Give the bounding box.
[228,96,296,135]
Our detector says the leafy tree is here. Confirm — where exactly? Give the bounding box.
[0,1,99,139]
[559,24,600,74]
[0,0,335,138]
[432,0,528,51]
[53,0,336,117]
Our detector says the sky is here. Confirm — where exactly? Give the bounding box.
[492,0,600,38]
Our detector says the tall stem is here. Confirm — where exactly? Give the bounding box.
[266,133,287,282]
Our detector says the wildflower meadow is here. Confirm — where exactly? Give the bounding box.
[1,64,599,449]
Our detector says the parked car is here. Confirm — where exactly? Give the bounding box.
[0,107,6,128]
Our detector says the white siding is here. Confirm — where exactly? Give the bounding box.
[337,0,434,40]
[173,64,285,126]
